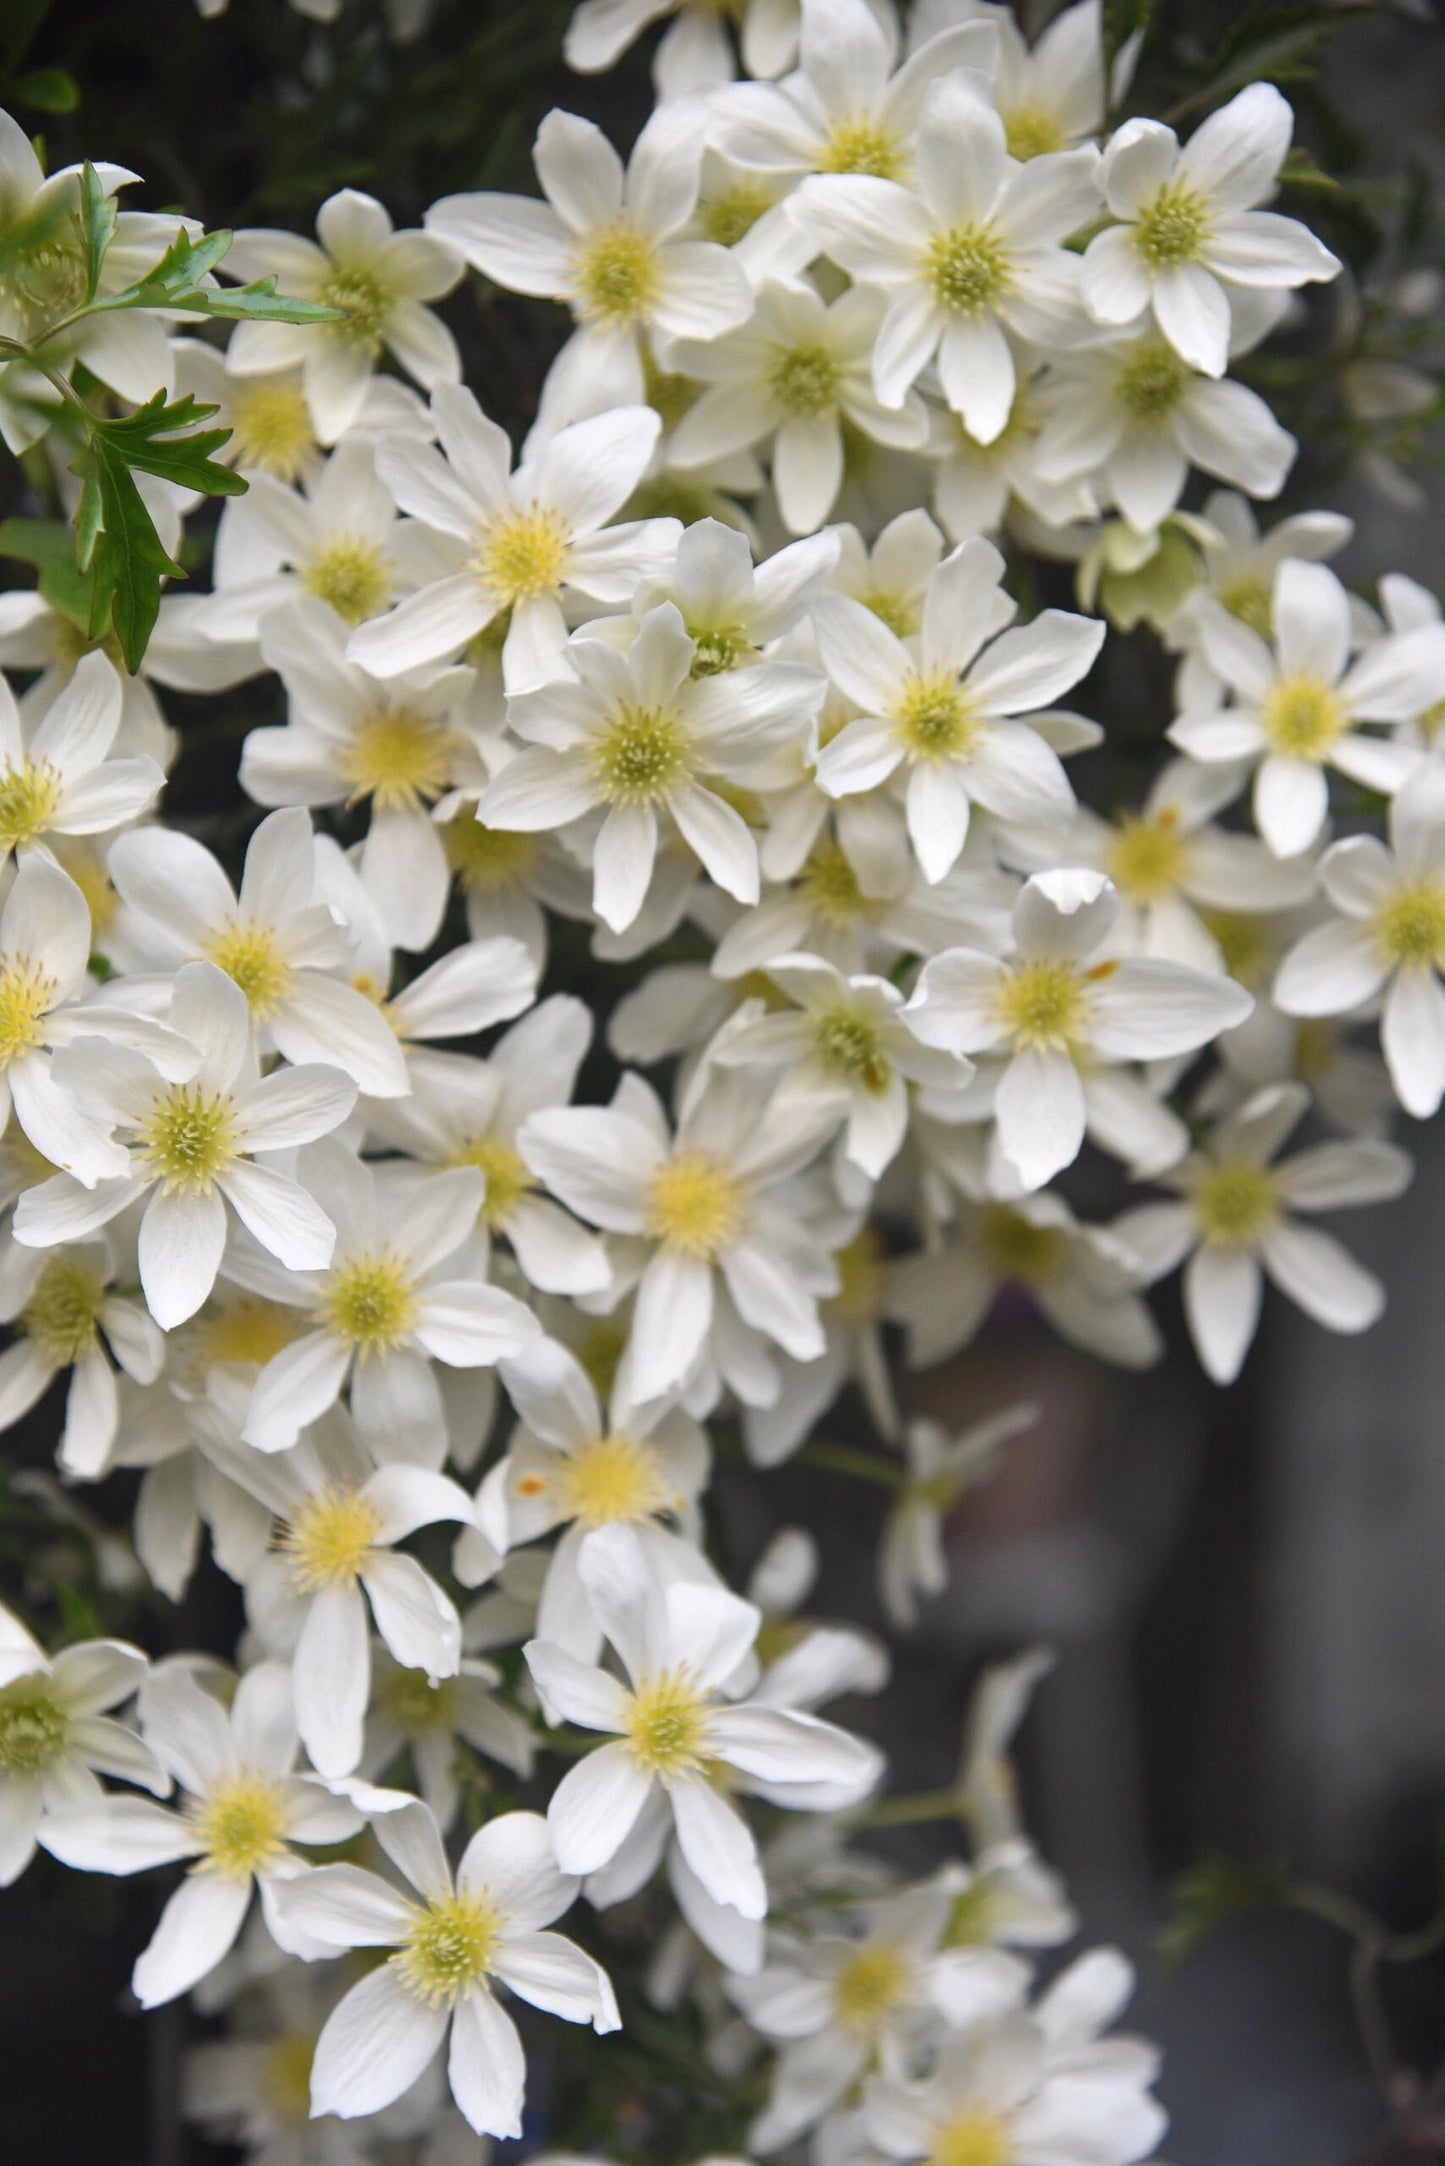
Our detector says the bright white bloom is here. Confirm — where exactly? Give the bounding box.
[40,1662,362,2006]
[1113,1081,1411,1383]
[1166,488,1353,683]
[1032,319,1295,532]
[525,1524,881,1919]
[224,190,464,443]
[1274,765,1445,1116]
[795,74,1100,441]
[668,282,930,534]
[0,1609,164,1886]
[1084,83,1339,377]
[715,951,974,1177]
[360,1649,535,1830]
[234,1148,539,1457]
[0,1235,162,1476]
[201,1413,475,1777]
[0,651,162,865]
[1169,559,1438,858]
[564,0,796,91]
[905,870,1252,1188]
[107,807,410,1098]
[426,108,753,410]
[479,602,821,933]
[633,518,840,670]
[17,963,355,1329]
[879,1406,1036,1629]
[349,386,673,690]
[864,1948,1167,2166]
[811,537,1103,882]
[272,1801,619,2138]
[971,0,1110,160]
[519,1065,835,1404]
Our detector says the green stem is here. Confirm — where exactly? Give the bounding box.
[793,1440,906,1491]
[853,1787,961,1829]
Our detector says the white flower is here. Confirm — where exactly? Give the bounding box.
[714,951,974,1178]
[271,1800,619,2137]
[1032,319,1296,533]
[39,1661,362,2006]
[224,190,464,443]
[1274,764,1445,1117]
[668,280,930,534]
[234,1147,539,1458]
[518,1064,835,1404]
[1084,82,1339,378]
[107,807,410,1097]
[1113,1081,1411,1383]
[879,1406,1036,1629]
[795,73,1100,440]
[525,1523,881,1919]
[0,650,162,865]
[16,962,356,1329]
[864,1948,1166,2166]
[1166,488,1353,680]
[479,1332,710,1660]
[426,107,753,409]
[361,1650,535,1831]
[905,869,1252,1188]
[348,386,674,691]
[202,1414,476,1777]
[0,1610,164,1886]
[634,518,840,669]
[479,602,821,932]
[0,1235,163,1477]
[811,536,1102,882]
[1169,558,1438,858]
[980,0,1110,161]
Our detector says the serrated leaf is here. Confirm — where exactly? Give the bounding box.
[91,390,248,496]
[113,227,342,327]
[202,273,343,324]
[78,163,115,305]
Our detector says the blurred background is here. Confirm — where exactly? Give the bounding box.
[1,0,1444,2159]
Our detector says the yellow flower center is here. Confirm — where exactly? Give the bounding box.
[52,841,118,939]
[646,1151,746,1260]
[811,1003,891,1093]
[317,264,393,355]
[1192,1159,1278,1246]
[279,1484,385,1592]
[21,1254,105,1365]
[377,1666,458,1735]
[1003,105,1065,159]
[478,507,569,607]
[768,342,839,418]
[206,921,295,1020]
[321,1252,417,1355]
[894,671,977,762]
[186,1296,305,1373]
[1134,181,1210,270]
[194,1772,290,1880]
[0,1674,68,1773]
[450,1137,536,1229]
[1199,908,1270,986]
[994,958,1091,1051]
[1219,574,1273,638]
[1413,697,1445,744]
[944,1878,1000,1947]
[861,587,919,638]
[1261,672,1345,761]
[442,818,539,897]
[819,116,903,180]
[396,1892,500,2007]
[593,704,690,806]
[0,957,54,1066]
[1117,339,1192,420]
[554,1433,673,1531]
[689,624,755,678]
[625,1669,709,1776]
[141,1085,238,1194]
[302,536,393,626]
[263,2033,317,2122]
[0,759,62,849]
[930,2112,1012,2166]
[834,1943,910,2033]
[340,708,457,812]
[572,219,660,327]
[228,380,316,480]
[1375,881,1445,970]
[927,226,1011,316]
[1106,808,1187,902]
[699,178,775,246]
[799,840,869,927]
[981,1203,1066,1284]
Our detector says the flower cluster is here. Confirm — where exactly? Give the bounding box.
[0,2,1439,2162]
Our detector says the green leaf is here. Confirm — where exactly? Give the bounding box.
[78,163,115,306]
[112,226,343,326]
[68,392,250,673]
[0,515,93,630]
[9,65,77,114]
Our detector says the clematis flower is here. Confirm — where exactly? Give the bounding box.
[0,1234,163,1477]
[0,651,163,867]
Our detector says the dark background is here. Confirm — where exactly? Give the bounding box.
[2,1,1445,2159]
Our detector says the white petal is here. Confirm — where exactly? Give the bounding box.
[132,1871,250,2008]
[310,1965,448,2120]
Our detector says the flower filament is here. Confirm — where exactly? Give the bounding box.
[1116,339,1191,421]
[206,921,295,1019]
[397,1891,500,2006]
[1261,673,1345,760]
[317,264,393,354]
[444,817,539,895]
[302,536,393,626]
[478,508,568,607]
[647,1151,746,1260]
[812,1003,892,1094]
[0,1674,68,1773]
[593,703,690,805]
[141,1085,238,1194]
[625,1669,709,1777]
[927,225,1011,316]
[0,759,62,850]
[450,1136,536,1229]
[572,220,660,327]
[819,117,903,180]
[341,707,457,812]
[1192,1159,1278,1246]
[1133,182,1210,269]
[194,1773,290,1879]
[0,956,53,1066]
[994,958,1089,1051]
[21,1254,106,1366]
[768,342,840,418]
[1106,808,1187,902]
[894,672,977,762]
[555,1433,674,1530]
[228,381,315,480]
[321,1252,418,1356]
[279,1484,384,1592]
[1374,882,1445,971]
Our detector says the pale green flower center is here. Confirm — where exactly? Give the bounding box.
[646,1151,745,1260]
[280,1484,384,1592]
[21,1254,106,1365]
[812,1003,891,1093]
[894,671,977,761]
[397,1892,500,2006]
[322,1252,417,1355]
[449,1136,536,1229]
[0,957,54,1066]
[834,1943,909,2033]
[302,536,392,625]
[478,508,568,606]
[995,958,1094,1051]
[1219,574,1273,638]
[444,818,539,895]
[768,341,839,417]
[1262,672,1344,760]
[1004,105,1065,160]
[141,1085,238,1194]
[378,1667,458,1735]
[340,708,456,812]
[927,226,1011,316]
[206,921,295,1020]
[929,2113,1011,2166]
[318,264,393,354]
[625,1669,708,1776]
[593,704,690,805]
[688,624,756,678]
[0,760,62,848]
[573,219,660,327]
[800,840,869,927]
[819,116,904,180]
[228,380,316,480]
[1193,1159,1278,1246]
[698,179,774,246]
[194,1772,290,1879]
[1375,881,1445,970]
[981,1204,1066,1283]
[1134,182,1211,269]
[1106,808,1187,902]
[1117,339,1192,420]
[0,1674,68,1774]
[552,1433,673,1530]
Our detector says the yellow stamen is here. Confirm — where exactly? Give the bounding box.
[279,1484,384,1592]
[646,1151,746,1260]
